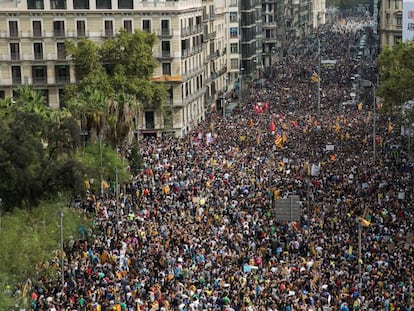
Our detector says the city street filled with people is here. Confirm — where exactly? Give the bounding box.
[28,17,414,311]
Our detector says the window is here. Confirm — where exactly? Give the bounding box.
[9,21,18,37]
[74,0,89,9]
[51,0,66,9]
[104,20,114,37]
[161,19,170,35]
[32,21,42,37]
[396,15,402,26]
[142,20,151,32]
[161,41,171,57]
[10,43,20,60]
[395,0,400,9]
[57,42,66,59]
[231,58,238,69]
[76,20,86,37]
[27,0,44,9]
[229,0,237,6]
[34,43,43,60]
[118,0,133,9]
[55,65,70,84]
[96,0,111,9]
[230,43,238,53]
[230,27,238,38]
[53,21,65,37]
[123,20,132,33]
[0,91,5,99]
[394,35,402,45]
[162,63,171,75]
[164,107,173,128]
[145,111,155,129]
[58,89,65,108]
[386,13,390,25]
[11,66,22,85]
[32,65,48,84]
[37,89,49,106]
[229,12,238,22]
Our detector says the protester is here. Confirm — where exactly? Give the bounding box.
[27,16,413,311]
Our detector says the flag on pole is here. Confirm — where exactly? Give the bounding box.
[275,134,283,149]
[282,131,287,143]
[359,217,371,227]
[387,120,393,133]
[310,71,319,83]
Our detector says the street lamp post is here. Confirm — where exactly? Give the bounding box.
[0,198,2,231]
[115,167,119,223]
[271,47,276,78]
[57,209,64,293]
[239,67,245,102]
[358,220,362,277]
[317,36,321,120]
[360,79,376,162]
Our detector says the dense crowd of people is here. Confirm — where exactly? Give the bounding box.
[26,17,414,311]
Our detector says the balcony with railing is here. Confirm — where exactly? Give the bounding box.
[158,29,173,37]
[11,53,20,61]
[12,76,22,85]
[136,0,203,12]
[53,29,66,38]
[33,51,43,60]
[56,76,70,84]
[33,77,48,85]
[208,31,217,40]
[182,64,204,80]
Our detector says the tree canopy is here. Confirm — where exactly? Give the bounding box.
[64,30,169,146]
[378,41,414,122]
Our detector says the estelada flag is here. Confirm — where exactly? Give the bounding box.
[310,71,319,83]
[359,217,371,227]
[282,131,287,143]
[102,180,110,190]
[275,134,283,148]
[387,120,393,133]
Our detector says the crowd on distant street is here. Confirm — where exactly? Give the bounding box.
[24,15,414,311]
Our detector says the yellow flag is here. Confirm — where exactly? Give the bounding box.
[102,180,109,190]
[358,102,363,111]
[335,121,340,133]
[359,217,371,227]
[387,121,393,133]
[282,131,287,143]
[84,180,90,189]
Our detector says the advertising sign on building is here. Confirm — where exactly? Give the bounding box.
[403,0,414,42]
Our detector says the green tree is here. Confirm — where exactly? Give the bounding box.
[0,87,86,209]
[0,201,90,309]
[378,42,414,122]
[65,30,168,147]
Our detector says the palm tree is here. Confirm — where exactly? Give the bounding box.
[108,91,142,146]
[14,86,48,118]
[67,87,108,143]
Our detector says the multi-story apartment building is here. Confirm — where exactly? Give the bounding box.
[228,0,240,86]
[203,0,229,110]
[379,0,403,48]
[0,0,231,138]
[311,0,326,29]
[262,0,283,67]
[262,0,324,72]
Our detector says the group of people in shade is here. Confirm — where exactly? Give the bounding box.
[27,16,414,311]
